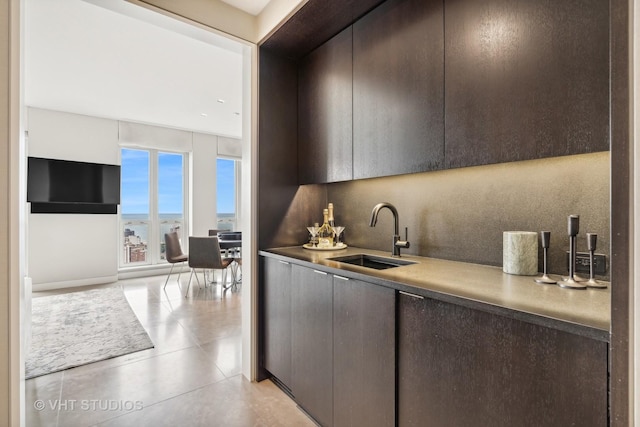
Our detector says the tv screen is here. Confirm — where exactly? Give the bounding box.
[27,157,121,214]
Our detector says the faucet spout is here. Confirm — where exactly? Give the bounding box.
[369,202,409,257]
[369,202,399,235]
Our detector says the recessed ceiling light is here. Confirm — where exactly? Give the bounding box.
[217,99,225,104]
[200,113,208,117]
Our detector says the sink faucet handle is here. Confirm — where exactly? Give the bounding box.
[395,227,410,251]
[395,240,410,249]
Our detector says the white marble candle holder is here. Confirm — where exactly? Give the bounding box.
[503,231,538,276]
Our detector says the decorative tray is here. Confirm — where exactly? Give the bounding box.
[303,243,348,251]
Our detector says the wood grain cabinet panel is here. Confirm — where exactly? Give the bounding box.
[398,292,608,427]
[262,257,292,388]
[353,0,445,179]
[298,26,353,184]
[333,276,395,427]
[444,0,609,168]
[291,265,333,426]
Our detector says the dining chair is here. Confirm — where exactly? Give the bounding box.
[185,236,234,297]
[228,257,242,292]
[163,231,188,289]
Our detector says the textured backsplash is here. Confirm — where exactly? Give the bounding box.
[324,152,610,279]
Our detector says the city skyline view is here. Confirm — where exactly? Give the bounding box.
[120,149,236,215]
[120,148,237,264]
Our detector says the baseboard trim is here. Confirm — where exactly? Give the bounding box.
[117,264,177,280]
[32,275,118,291]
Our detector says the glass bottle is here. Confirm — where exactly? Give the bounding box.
[328,203,335,228]
[317,209,334,248]
[327,203,335,245]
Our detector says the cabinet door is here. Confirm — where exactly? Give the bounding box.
[353,0,444,179]
[291,265,333,426]
[333,276,395,427]
[398,292,608,427]
[298,26,353,184]
[444,0,609,168]
[263,257,292,388]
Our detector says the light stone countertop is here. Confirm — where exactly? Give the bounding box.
[260,246,610,342]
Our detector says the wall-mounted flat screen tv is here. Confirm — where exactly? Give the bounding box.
[27,157,121,214]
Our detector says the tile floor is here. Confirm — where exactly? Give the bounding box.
[25,273,314,427]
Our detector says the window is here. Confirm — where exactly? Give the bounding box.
[121,149,150,264]
[121,148,187,267]
[217,158,240,231]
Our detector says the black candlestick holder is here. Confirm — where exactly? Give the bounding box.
[534,231,557,285]
[559,215,586,289]
[586,233,607,289]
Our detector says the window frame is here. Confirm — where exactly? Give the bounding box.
[119,147,189,269]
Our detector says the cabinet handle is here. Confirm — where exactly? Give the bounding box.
[313,270,328,275]
[399,290,424,299]
[334,275,349,281]
[278,260,290,265]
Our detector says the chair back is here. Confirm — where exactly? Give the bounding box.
[188,236,226,269]
[164,232,186,263]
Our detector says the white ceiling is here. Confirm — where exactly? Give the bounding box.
[25,0,248,138]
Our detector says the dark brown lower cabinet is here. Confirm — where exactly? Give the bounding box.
[291,265,333,426]
[398,292,608,427]
[263,257,292,388]
[333,275,395,427]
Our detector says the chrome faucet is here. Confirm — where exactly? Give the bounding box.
[369,202,410,257]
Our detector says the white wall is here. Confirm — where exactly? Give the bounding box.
[118,121,192,152]
[192,132,218,237]
[28,108,119,163]
[2,0,22,423]
[27,108,120,289]
[240,43,257,380]
[219,135,243,157]
[634,1,639,422]
[27,107,241,289]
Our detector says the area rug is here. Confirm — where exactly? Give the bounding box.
[26,287,154,379]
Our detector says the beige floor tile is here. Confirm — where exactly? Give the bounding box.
[27,275,308,427]
[125,300,176,327]
[97,375,315,427]
[200,334,243,378]
[57,346,227,426]
[25,371,64,427]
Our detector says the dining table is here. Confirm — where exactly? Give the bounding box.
[217,231,241,252]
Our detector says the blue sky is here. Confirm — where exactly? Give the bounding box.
[121,149,150,215]
[121,148,235,215]
[216,158,235,213]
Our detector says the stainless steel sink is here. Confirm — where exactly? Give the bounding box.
[327,253,417,270]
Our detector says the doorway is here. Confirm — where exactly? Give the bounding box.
[19,0,257,421]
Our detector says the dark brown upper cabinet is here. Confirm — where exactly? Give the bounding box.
[298,27,354,184]
[444,0,610,169]
[352,0,445,180]
[280,0,610,185]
